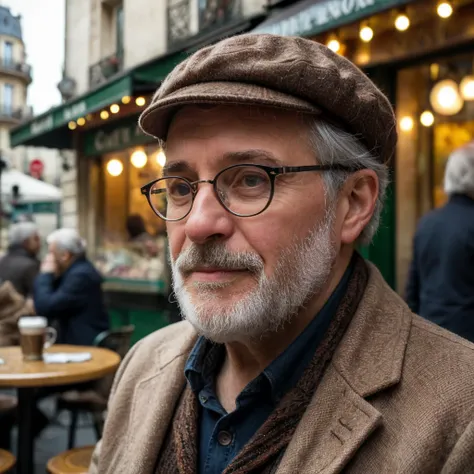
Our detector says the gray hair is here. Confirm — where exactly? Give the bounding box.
[444,144,474,199]
[47,228,86,256]
[307,118,389,245]
[8,222,39,247]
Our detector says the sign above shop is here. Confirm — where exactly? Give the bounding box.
[84,116,154,156]
[29,158,44,179]
[253,0,411,38]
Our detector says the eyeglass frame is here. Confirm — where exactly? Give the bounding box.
[140,163,361,221]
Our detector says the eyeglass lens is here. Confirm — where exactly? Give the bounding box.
[148,165,273,220]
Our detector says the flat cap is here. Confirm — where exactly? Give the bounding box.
[139,34,396,164]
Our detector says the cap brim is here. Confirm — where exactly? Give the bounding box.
[139,81,322,140]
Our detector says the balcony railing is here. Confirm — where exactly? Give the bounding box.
[167,0,192,46]
[88,51,124,88]
[199,0,240,32]
[0,58,32,82]
[0,104,33,123]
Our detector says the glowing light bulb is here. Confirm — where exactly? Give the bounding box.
[110,104,120,114]
[429,79,464,116]
[400,116,414,132]
[136,97,146,107]
[460,76,474,101]
[68,121,77,130]
[327,39,341,53]
[100,110,109,120]
[131,150,148,168]
[359,26,374,42]
[420,111,434,127]
[76,117,86,126]
[121,96,131,104]
[437,2,453,18]
[107,159,123,177]
[156,149,166,167]
[395,14,410,31]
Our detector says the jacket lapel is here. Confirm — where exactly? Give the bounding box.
[121,331,198,474]
[278,263,412,474]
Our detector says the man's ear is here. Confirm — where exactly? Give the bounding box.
[340,170,379,245]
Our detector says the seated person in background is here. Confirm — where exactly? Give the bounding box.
[0,222,41,298]
[33,228,109,346]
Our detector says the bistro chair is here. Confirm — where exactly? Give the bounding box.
[0,449,15,474]
[47,445,94,474]
[56,325,135,449]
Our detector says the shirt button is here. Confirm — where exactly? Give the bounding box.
[217,430,233,446]
[199,394,208,404]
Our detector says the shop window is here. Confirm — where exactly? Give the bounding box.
[97,144,168,286]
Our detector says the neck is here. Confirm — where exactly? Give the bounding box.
[216,247,354,409]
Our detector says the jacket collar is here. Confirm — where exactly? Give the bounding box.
[333,261,411,397]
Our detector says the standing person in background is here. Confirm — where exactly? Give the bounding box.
[406,143,474,342]
[33,228,109,346]
[0,222,41,297]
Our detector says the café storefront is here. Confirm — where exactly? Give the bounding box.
[255,0,474,292]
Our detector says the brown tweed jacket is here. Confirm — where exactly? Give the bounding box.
[89,263,474,473]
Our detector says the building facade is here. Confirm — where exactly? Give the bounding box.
[0,6,61,186]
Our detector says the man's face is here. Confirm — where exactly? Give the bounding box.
[166,105,339,343]
[25,233,41,256]
[48,242,70,274]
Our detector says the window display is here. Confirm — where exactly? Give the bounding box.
[95,144,169,290]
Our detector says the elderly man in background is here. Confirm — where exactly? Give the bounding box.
[0,221,41,297]
[406,143,474,342]
[90,35,474,473]
[34,228,109,346]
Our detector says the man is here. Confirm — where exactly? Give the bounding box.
[34,228,109,345]
[90,35,474,473]
[406,143,474,342]
[0,221,40,297]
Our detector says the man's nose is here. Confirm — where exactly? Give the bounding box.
[184,185,234,245]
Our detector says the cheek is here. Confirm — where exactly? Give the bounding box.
[166,223,186,261]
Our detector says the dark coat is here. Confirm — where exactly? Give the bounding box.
[33,256,109,346]
[405,194,474,342]
[0,246,40,297]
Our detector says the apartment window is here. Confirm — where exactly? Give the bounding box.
[116,4,124,56]
[4,41,13,67]
[4,84,13,114]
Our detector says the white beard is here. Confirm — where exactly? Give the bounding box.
[170,212,336,343]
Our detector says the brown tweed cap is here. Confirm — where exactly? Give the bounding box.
[139,34,397,164]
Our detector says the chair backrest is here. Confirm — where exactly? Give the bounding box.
[92,325,135,401]
[93,325,135,359]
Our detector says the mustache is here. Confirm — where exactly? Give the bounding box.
[174,242,264,275]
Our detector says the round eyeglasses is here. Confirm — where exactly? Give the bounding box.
[140,163,358,221]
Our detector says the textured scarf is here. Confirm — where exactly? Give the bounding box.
[155,254,369,474]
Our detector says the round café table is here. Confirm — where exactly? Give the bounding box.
[0,344,121,474]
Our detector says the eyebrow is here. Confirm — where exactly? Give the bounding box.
[162,149,282,176]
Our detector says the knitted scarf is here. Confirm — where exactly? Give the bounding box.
[155,254,369,474]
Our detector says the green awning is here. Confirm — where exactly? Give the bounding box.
[252,0,411,38]
[10,51,187,149]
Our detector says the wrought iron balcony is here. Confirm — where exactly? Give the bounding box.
[89,51,124,88]
[199,0,240,32]
[168,0,241,47]
[0,58,32,83]
[0,104,33,124]
[168,0,192,46]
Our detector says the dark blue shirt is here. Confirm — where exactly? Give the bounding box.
[184,255,356,474]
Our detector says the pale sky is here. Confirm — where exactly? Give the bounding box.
[9,0,65,115]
